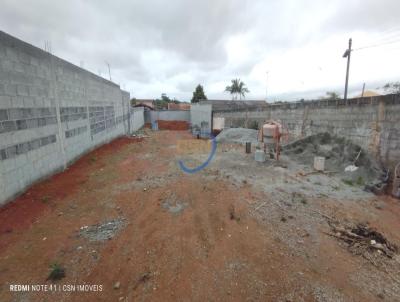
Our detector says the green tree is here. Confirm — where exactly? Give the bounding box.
[191,84,207,103]
[325,91,340,100]
[154,93,170,110]
[382,81,400,94]
[154,93,180,109]
[225,78,250,100]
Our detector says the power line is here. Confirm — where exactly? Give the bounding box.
[353,38,400,51]
[371,30,400,44]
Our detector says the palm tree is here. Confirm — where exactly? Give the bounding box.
[225,79,250,100]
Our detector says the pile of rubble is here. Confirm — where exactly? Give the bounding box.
[283,133,383,184]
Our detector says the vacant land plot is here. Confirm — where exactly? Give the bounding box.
[1,130,400,301]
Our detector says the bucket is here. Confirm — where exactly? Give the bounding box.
[314,156,325,171]
[151,121,158,130]
[255,150,266,162]
[245,142,251,154]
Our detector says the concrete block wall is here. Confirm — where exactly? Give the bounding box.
[190,104,212,137]
[145,110,190,124]
[0,31,143,205]
[214,95,400,170]
[130,107,144,131]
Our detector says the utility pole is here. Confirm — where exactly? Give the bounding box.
[342,38,352,101]
[361,82,365,97]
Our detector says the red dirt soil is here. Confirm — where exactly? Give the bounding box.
[0,137,135,253]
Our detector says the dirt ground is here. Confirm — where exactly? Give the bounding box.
[1,130,400,301]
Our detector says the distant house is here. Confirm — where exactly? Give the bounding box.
[133,99,155,110]
[168,103,191,111]
[355,90,381,98]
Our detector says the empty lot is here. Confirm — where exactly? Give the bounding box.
[1,130,400,301]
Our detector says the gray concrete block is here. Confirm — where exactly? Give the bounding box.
[8,71,32,85]
[16,119,27,130]
[26,118,39,129]
[0,149,6,160]
[17,84,29,96]
[23,96,35,107]
[5,47,18,61]
[8,108,23,119]
[0,95,12,108]
[2,120,16,132]
[0,109,8,121]
[18,51,31,64]
[0,59,13,72]
[13,62,25,73]
[30,57,39,66]
[5,83,17,96]
[5,144,17,158]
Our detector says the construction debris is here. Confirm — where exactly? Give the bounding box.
[162,193,187,214]
[114,281,121,290]
[130,129,150,139]
[283,133,383,184]
[326,221,398,261]
[345,165,358,172]
[79,218,126,241]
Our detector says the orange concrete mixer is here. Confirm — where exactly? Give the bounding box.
[257,120,283,161]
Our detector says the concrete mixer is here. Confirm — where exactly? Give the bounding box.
[257,120,283,161]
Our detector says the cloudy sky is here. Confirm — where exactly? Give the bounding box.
[1,0,400,101]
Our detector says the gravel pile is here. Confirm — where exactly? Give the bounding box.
[216,128,258,145]
[283,133,383,183]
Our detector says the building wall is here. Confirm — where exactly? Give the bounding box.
[214,95,400,170]
[0,31,143,205]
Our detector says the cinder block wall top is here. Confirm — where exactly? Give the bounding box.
[0,31,142,206]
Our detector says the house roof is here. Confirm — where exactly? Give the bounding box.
[133,103,154,110]
[168,103,191,110]
[356,90,381,98]
[133,99,155,109]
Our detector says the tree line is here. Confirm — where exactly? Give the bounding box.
[131,80,400,106]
